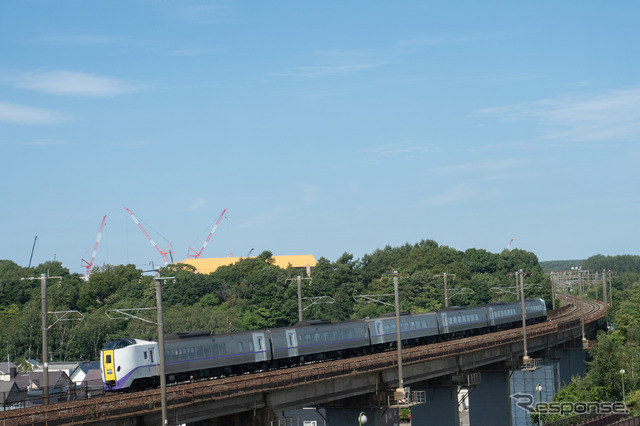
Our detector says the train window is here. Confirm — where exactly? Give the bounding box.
[409,321,415,330]
[238,342,243,352]
[384,324,391,334]
[188,347,196,359]
[165,349,170,360]
[376,324,383,335]
[248,341,254,351]
[289,334,296,346]
[180,348,187,360]
[257,337,264,350]
[197,346,203,357]
[340,330,346,339]
[322,332,329,342]
[313,333,321,343]
[304,334,311,344]
[347,329,355,338]
[421,320,427,328]
[298,335,303,344]
[212,345,219,356]
[172,349,179,361]
[143,351,148,360]
[106,355,111,363]
[204,345,211,357]
[149,350,154,363]
[332,331,339,341]
[219,344,227,355]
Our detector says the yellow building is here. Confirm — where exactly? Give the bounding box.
[177,254,317,276]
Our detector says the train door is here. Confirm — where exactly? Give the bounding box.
[440,313,449,334]
[103,349,116,385]
[374,320,384,344]
[252,333,268,362]
[147,347,157,375]
[285,329,298,357]
[487,307,495,326]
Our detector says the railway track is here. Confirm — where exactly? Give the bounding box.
[0,297,606,425]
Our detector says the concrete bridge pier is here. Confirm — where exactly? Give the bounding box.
[557,348,587,386]
[468,371,511,426]
[409,385,460,426]
[281,406,399,426]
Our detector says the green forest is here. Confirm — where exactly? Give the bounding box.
[1,241,640,420]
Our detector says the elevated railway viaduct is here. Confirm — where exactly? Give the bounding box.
[1,296,606,425]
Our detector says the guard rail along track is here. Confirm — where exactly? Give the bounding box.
[1,296,605,425]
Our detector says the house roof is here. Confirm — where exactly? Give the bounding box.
[13,371,72,390]
[177,254,317,274]
[0,361,17,374]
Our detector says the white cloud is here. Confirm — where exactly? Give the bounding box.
[36,34,119,45]
[237,206,290,230]
[477,87,640,142]
[362,141,430,156]
[435,158,524,174]
[188,198,206,211]
[0,101,68,124]
[10,71,139,97]
[23,139,66,146]
[297,183,319,205]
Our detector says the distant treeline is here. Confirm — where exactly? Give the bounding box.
[541,255,640,274]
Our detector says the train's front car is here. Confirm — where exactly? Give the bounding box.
[101,338,159,391]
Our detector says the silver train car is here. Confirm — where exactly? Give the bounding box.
[101,298,547,391]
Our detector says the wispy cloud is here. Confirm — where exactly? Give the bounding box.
[237,206,290,230]
[8,71,140,97]
[167,47,222,57]
[188,198,206,211]
[362,141,431,156]
[35,34,120,46]
[435,158,524,174]
[477,87,640,142]
[297,183,319,205]
[23,138,66,146]
[422,184,502,206]
[0,101,68,124]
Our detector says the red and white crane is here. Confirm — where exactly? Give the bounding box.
[124,207,172,266]
[188,208,227,259]
[81,215,107,278]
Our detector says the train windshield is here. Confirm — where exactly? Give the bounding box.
[103,338,137,350]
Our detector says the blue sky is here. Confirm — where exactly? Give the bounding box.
[2,1,639,274]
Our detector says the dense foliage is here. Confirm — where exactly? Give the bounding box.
[0,241,551,365]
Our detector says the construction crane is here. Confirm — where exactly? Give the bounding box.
[507,238,514,251]
[188,208,227,259]
[124,207,173,266]
[81,215,107,277]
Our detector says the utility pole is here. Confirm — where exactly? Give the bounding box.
[40,274,49,405]
[21,273,62,405]
[519,270,530,365]
[285,276,312,322]
[434,273,456,307]
[602,270,608,308]
[154,271,175,426]
[297,276,303,322]
[579,269,585,346]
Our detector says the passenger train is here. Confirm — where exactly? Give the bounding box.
[101,298,547,391]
